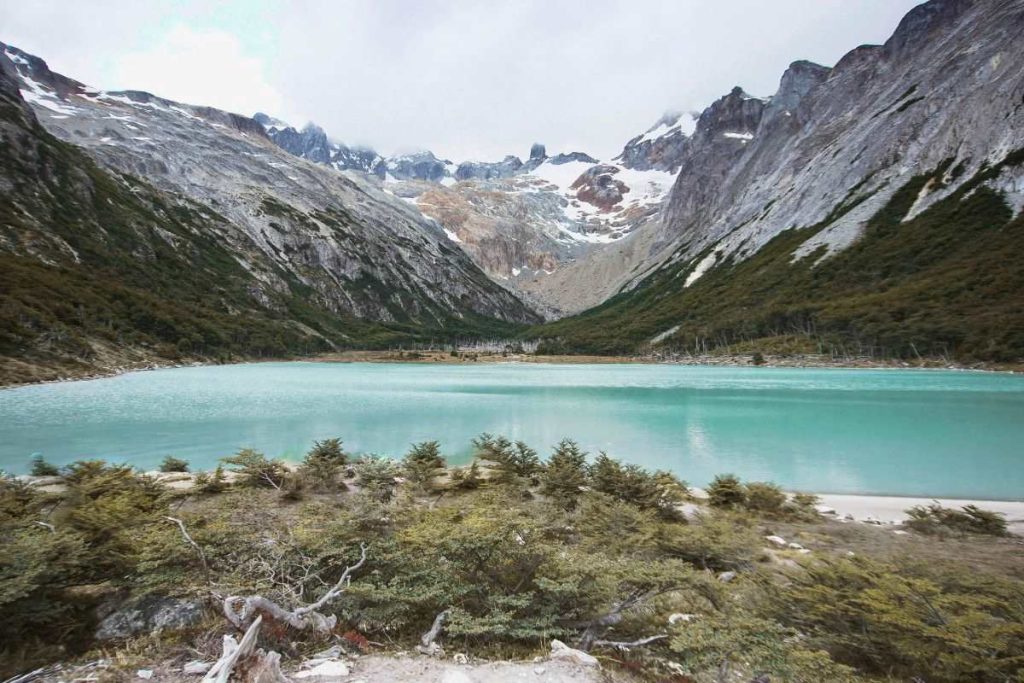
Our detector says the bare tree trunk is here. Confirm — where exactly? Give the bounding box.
[417,610,449,656]
[205,615,263,683]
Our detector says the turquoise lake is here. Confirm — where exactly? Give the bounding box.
[1,362,1022,499]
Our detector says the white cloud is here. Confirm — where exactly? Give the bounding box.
[1,0,923,162]
[110,25,288,120]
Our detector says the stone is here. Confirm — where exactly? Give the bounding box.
[294,660,350,679]
[718,571,737,583]
[549,639,600,667]
[815,505,837,515]
[787,542,804,550]
[96,596,204,641]
[765,535,787,547]
[452,653,468,664]
[182,661,212,675]
[136,670,153,679]
[668,613,696,624]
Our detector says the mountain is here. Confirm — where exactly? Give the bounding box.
[531,0,1024,362]
[614,111,697,173]
[252,114,682,316]
[0,43,539,384]
[254,114,386,178]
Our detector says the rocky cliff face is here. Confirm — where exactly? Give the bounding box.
[0,42,540,380]
[254,114,387,178]
[648,0,1023,272]
[614,111,696,173]
[531,0,1024,359]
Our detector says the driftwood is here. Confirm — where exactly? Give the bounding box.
[223,543,368,633]
[204,615,263,683]
[592,634,669,649]
[416,610,449,655]
[202,616,289,683]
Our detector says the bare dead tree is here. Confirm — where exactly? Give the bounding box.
[203,615,287,683]
[223,542,368,634]
[577,586,682,651]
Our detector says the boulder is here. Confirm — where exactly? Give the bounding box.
[182,661,212,675]
[718,571,738,583]
[96,595,204,641]
[549,639,599,667]
[294,660,350,679]
[764,535,787,547]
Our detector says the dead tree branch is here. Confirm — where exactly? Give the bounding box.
[164,516,212,584]
[224,542,368,634]
[204,615,262,683]
[592,634,669,649]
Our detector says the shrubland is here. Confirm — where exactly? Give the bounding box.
[1,439,1021,682]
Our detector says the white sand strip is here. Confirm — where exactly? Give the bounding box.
[812,493,1024,534]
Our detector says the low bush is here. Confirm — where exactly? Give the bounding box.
[905,502,1008,536]
[158,456,189,473]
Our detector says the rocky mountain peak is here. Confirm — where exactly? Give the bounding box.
[760,59,831,129]
[547,151,599,165]
[529,143,547,160]
[884,0,973,59]
[614,110,695,173]
[694,86,765,141]
[454,154,524,181]
[386,150,453,182]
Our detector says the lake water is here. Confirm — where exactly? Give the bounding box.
[1,362,1022,499]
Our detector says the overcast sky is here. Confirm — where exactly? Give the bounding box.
[1,0,921,161]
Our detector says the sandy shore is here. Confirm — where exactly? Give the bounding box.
[812,493,1024,535]
[687,488,1024,534]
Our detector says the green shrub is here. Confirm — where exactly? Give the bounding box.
[540,439,588,509]
[193,465,227,494]
[743,481,787,514]
[402,441,446,493]
[771,556,1024,681]
[449,461,483,491]
[472,433,541,484]
[706,474,746,508]
[300,438,348,491]
[353,456,401,502]
[29,455,59,477]
[221,448,286,489]
[905,502,1007,536]
[158,456,189,473]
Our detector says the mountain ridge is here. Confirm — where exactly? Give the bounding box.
[528,0,1024,361]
